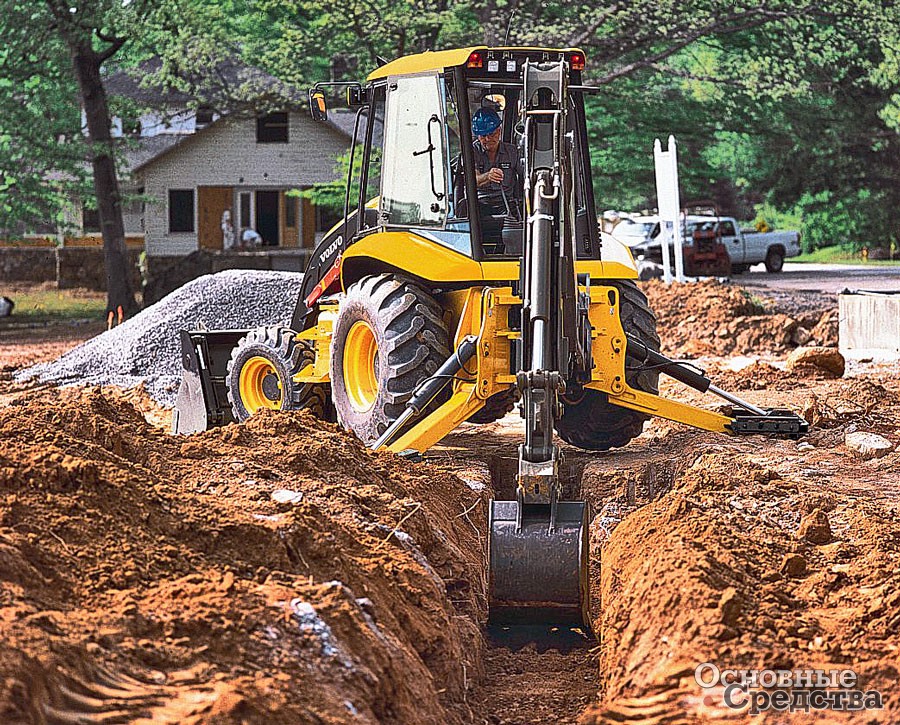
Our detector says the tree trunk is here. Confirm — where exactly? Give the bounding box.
[69,40,139,317]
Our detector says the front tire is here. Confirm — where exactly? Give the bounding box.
[226,326,326,422]
[555,280,660,451]
[330,274,450,444]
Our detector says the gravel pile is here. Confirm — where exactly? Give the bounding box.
[17,270,305,406]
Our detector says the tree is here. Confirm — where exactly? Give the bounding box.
[40,0,151,316]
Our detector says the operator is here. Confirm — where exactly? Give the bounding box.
[471,108,521,251]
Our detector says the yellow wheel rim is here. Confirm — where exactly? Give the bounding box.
[239,356,283,413]
[344,321,378,412]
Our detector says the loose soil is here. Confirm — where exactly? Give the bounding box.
[643,279,836,357]
[1,280,899,724]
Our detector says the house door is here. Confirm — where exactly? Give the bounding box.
[255,190,279,246]
[197,186,233,249]
[280,192,299,247]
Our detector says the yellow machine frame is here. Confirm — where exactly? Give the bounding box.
[294,231,732,455]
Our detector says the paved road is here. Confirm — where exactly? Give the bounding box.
[737,263,900,294]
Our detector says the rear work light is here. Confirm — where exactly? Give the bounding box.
[467,52,483,69]
[570,52,586,71]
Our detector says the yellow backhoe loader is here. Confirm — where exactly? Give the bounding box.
[173,47,807,629]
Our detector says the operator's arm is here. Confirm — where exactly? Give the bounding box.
[477,169,504,187]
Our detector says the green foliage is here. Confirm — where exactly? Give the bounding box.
[793,245,900,265]
[296,146,376,216]
[793,189,894,253]
[751,203,802,233]
[0,3,90,235]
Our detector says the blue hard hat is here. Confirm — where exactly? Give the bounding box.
[472,108,502,137]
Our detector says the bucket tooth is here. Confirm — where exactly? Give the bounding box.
[488,500,591,628]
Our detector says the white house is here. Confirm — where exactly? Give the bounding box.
[131,110,350,256]
[89,62,352,256]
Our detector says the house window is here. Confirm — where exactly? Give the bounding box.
[83,205,101,233]
[196,106,214,127]
[168,189,195,232]
[256,112,289,143]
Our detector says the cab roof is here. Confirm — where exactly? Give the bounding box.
[366,46,584,81]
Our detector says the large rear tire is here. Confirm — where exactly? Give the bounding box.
[330,274,450,444]
[226,326,327,422]
[467,387,519,424]
[555,280,660,450]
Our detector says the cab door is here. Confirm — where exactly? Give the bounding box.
[379,73,449,228]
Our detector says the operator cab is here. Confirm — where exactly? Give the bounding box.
[316,48,600,264]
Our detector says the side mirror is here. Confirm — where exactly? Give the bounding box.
[308,89,327,122]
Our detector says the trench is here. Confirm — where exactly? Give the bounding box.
[475,453,596,725]
[437,423,703,725]
[434,424,690,725]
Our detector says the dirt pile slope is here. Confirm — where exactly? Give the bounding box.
[642,279,833,357]
[582,447,900,723]
[0,388,486,724]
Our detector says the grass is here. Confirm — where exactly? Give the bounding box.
[792,245,900,266]
[1,285,107,324]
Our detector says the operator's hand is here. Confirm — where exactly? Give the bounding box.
[477,168,505,187]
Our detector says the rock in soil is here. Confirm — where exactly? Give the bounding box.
[810,308,839,347]
[797,508,833,544]
[780,553,808,577]
[845,431,894,460]
[785,346,846,377]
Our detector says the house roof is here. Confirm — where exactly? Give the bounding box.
[326,110,365,139]
[108,57,352,175]
[105,59,192,107]
[121,134,190,174]
[129,112,351,176]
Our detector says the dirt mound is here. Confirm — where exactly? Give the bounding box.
[582,452,900,723]
[0,388,486,724]
[710,360,794,390]
[809,309,839,347]
[801,379,900,450]
[642,279,819,357]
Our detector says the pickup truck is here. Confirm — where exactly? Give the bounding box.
[615,215,802,274]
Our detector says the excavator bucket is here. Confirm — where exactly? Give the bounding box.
[488,500,591,628]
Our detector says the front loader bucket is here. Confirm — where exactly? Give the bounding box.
[488,500,591,628]
[172,330,247,434]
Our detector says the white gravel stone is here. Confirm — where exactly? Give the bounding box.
[844,431,894,460]
[271,489,304,504]
[15,270,304,407]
